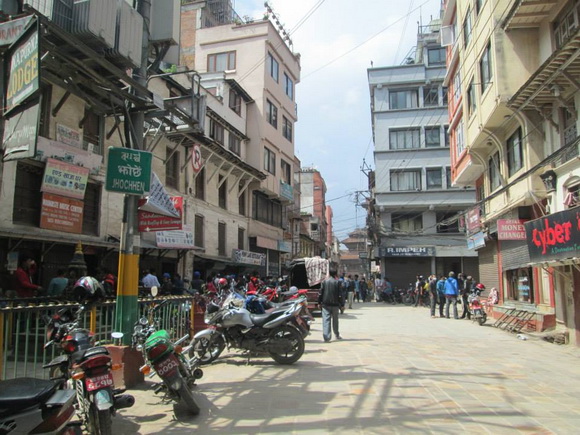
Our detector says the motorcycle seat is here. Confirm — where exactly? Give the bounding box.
[250,310,286,327]
[72,346,110,363]
[0,378,57,412]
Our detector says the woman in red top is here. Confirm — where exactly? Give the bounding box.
[13,256,42,298]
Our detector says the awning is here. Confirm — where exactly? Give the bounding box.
[0,230,118,250]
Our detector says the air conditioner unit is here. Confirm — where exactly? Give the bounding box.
[107,0,143,68]
[72,0,117,49]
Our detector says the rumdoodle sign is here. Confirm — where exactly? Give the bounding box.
[106,147,152,195]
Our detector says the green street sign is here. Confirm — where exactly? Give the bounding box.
[106,147,152,195]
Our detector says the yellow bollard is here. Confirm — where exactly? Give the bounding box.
[0,311,4,380]
[90,306,97,333]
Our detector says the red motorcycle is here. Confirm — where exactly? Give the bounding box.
[468,283,488,326]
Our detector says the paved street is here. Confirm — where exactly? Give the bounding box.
[113,302,580,434]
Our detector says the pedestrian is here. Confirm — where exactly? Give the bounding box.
[436,274,446,317]
[338,275,346,314]
[47,268,68,297]
[191,271,204,294]
[374,274,384,302]
[367,276,375,302]
[102,269,117,297]
[346,274,355,309]
[444,271,459,319]
[13,256,42,298]
[460,275,474,319]
[428,274,438,318]
[142,268,161,289]
[318,268,343,342]
[353,274,360,302]
[360,277,368,302]
[172,273,185,294]
[160,272,174,294]
[414,275,425,307]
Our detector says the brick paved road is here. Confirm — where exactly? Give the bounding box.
[112,302,580,434]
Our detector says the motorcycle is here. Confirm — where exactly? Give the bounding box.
[468,284,488,326]
[0,377,80,434]
[43,277,134,435]
[190,291,305,365]
[132,292,203,415]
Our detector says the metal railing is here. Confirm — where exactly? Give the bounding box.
[0,296,197,381]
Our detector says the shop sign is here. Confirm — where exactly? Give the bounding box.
[498,219,527,241]
[278,240,291,253]
[280,180,294,201]
[467,231,486,250]
[232,249,266,266]
[0,16,33,46]
[155,225,196,249]
[256,236,278,250]
[138,196,183,232]
[139,173,179,217]
[106,147,152,195]
[35,137,103,174]
[56,124,81,149]
[2,99,39,161]
[466,207,481,234]
[40,192,84,234]
[5,24,39,113]
[379,246,435,257]
[525,207,580,262]
[41,158,89,200]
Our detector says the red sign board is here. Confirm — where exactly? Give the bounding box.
[40,193,83,234]
[138,196,183,232]
[498,219,527,240]
[466,207,481,234]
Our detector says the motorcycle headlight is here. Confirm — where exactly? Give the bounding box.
[139,317,148,326]
[134,325,143,334]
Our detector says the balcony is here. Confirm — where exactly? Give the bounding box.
[503,0,561,31]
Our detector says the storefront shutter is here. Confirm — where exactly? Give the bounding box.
[500,240,530,271]
[478,240,500,291]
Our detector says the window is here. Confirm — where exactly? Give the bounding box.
[506,268,534,303]
[425,127,441,147]
[264,147,276,175]
[424,86,439,106]
[489,151,501,191]
[239,184,246,216]
[253,191,282,227]
[238,227,245,250]
[446,167,453,188]
[389,89,418,109]
[389,128,420,149]
[194,167,205,200]
[554,1,580,48]
[390,169,421,191]
[82,107,102,155]
[209,119,224,145]
[480,42,492,93]
[229,134,241,156]
[268,52,279,82]
[507,127,523,177]
[13,162,42,226]
[427,47,446,65]
[444,125,450,147]
[82,183,100,236]
[467,79,476,116]
[442,86,449,106]
[427,168,442,189]
[218,175,227,209]
[392,213,422,232]
[218,222,226,256]
[195,215,204,248]
[165,149,179,189]
[282,116,293,141]
[281,159,291,184]
[267,100,278,128]
[455,121,465,156]
[475,0,486,15]
[463,8,472,47]
[208,51,236,72]
[284,73,294,100]
[564,183,580,208]
[563,105,578,147]
[453,71,461,104]
[229,89,241,115]
[437,212,459,233]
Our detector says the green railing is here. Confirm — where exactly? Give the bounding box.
[0,296,197,381]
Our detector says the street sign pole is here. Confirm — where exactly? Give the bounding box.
[115,0,151,345]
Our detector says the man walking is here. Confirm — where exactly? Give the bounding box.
[346,275,355,309]
[436,274,446,317]
[444,271,459,319]
[319,268,343,342]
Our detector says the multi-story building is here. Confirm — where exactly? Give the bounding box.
[340,229,369,277]
[368,17,478,290]
[444,0,580,344]
[299,168,328,257]
[180,0,301,277]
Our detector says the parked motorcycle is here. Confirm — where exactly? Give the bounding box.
[0,377,80,434]
[190,291,305,365]
[43,277,134,435]
[468,283,488,326]
[132,290,203,415]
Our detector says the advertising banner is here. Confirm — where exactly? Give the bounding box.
[498,219,527,241]
[56,124,81,149]
[40,193,84,234]
[525,207,580,262]
[138,196,183,232]
[2,98,40,161]
[466,207,481,234]
[232,249,266,266]
[41,158,89,200]
[5,24,39,113]
[155,225,196,249]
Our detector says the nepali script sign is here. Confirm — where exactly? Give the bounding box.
[106,147,152,195]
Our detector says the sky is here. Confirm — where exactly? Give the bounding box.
[235,0,443,243]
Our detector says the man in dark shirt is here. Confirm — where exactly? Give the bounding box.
[319,268,343,342]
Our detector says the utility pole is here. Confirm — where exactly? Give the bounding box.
[115,0,151,344]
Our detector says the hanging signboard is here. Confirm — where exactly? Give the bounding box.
[138,172,179,217]
[2,98,40,161]
[497,219,527,241]
[156,225,196,249]
[232,249,266,266]
[105,147,152,195]
[41,158,89,200]
[0,16,33,47]
[138,196,183,232]
[5,22,39,114]
[525,207,580,262]
[40,192,84,234]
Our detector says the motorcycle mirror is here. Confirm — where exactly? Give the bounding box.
[111,332,124,339]
[151,286,159,297]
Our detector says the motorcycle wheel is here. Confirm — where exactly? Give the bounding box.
[190,335,225,365]
[403,294,414,306]
[478,313,487,326]
[268,325,305,365]
[88,404,112,435]
[176,384,200,415]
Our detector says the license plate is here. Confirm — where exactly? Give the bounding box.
[85,372,113,392]
[154,354,179,378]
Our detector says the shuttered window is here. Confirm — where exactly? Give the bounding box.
[13,163,43,226]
